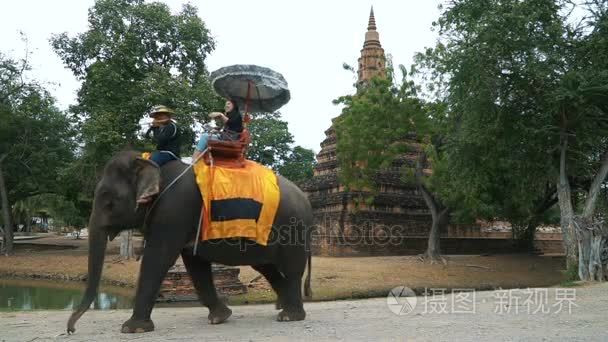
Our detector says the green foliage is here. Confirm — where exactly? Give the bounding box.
[51,0,221,202]
[51,0,219,159]
[246,112,316,183]
[415,0,573,224]
[333,67,429,194]
[564,263,580,282]
[37,194,86,228]
[0,54,76,204]
[414,1,608,262]
[0,53,80,250]
[247,112,295,169]
[10,194,85,230]
[278,146,316,184]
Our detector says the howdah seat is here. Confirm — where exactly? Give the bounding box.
[203,128,251,168]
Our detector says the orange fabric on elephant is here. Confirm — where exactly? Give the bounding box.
[193,159,280,245]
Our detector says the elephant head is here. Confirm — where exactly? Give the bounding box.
[67,151,159,334]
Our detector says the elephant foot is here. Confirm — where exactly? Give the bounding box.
[121,318,154,333]
[277,308,306,322]
[275,300,283,310]
[208,303,232,324]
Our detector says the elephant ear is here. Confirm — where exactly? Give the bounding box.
[134,157,160,202]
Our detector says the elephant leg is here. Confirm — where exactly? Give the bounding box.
[277,272,306,322]
[251,264,287,310]
[181,252,232,324]
[121,226,187,333]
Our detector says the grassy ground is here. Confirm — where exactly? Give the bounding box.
[232,254,566,304]
[1,235,567,304]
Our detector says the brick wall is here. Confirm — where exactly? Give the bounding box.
[158,264,246,302]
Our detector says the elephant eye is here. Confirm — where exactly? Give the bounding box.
[104,200,114,210]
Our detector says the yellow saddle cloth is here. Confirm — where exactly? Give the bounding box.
[193,160,280,245]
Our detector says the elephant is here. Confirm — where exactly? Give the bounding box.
[67,150,313,334]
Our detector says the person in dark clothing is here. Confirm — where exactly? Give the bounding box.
[192,99,243,161]
[220,99,244,134]
[145,105,181,167]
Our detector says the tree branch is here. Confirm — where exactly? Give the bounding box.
[582,150,608,218]
[415,151,443,216]
[534,183,558,215]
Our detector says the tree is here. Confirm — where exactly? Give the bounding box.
[417,0,608,278]
[51,0,220,258]
[0,154,12,255]
[554,70,608,279]
[247,112,295,170]
[246,111,316,183]
[0,53,75,255]
[38,194,87,230]
[12,198,35,233]
[333,67,449,262]
[278,146,316,184]
[10,194,86,235]
[415,0,566,250]
[413,101,452,262]
[244,112,315,183]
[553,1,608,279]
[51,0,220,188]
[119,230,135,259]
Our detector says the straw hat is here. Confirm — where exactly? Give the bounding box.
[148,105,175,117]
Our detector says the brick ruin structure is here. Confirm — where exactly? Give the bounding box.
[159,263,247,303]
[301,8,565,257]
[301,8,434,256]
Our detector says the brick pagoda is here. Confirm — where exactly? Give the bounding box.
[302,8,433,256]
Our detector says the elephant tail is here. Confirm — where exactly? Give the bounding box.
[303,248,312,300]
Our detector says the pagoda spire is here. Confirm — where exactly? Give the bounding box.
[368,6,376,31]
[357,6,386,85]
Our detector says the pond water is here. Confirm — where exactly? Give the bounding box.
[0,279,134,311]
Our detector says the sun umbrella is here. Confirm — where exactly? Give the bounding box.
[210,64,291,113]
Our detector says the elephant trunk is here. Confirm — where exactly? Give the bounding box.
[67,217,108,334]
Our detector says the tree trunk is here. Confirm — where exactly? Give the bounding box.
[513,222,537,252]
[418,183,449,262]
[0,155,13,256]
[573,217,608,281]
[415,152,447,263]
[42,216,48,232]
[574,150,608,281]
[582,151,608,219]
[25,215,31,233]
[426,208,441,260]
[556,131,578,272]
[515,187,558,252]
[119,230,134,259]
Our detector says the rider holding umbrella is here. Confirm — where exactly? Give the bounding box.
[192,99,243,161]
[191,64,291,163]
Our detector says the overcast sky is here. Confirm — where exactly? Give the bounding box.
[0,0,441,153]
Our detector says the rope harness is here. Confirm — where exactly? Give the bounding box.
[139,148,208,256]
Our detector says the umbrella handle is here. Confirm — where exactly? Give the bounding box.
[243,81,253,124]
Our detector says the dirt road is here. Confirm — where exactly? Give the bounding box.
[2,283,606,341]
